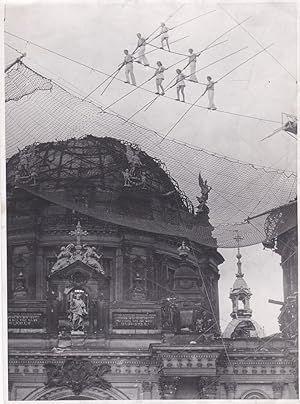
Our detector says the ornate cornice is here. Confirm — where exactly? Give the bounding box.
[8,354,160,376]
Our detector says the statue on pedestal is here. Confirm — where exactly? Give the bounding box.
[161,298,180,331]
[14,271,27,297]
[68,290,88,332]
[131,271,146,301]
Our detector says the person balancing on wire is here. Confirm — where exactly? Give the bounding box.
[160,22,170,51]
[187,48,199,83]
[135,33,150,67]
[201,76,217,110]
[122,49,137,86]
[175,69,186,102]
[149,61,166,95]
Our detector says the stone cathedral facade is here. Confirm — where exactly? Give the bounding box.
[6,136,298,400]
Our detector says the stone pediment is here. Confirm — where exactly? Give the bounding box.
[48,259,109,280]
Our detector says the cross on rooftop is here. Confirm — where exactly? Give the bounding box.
[69,221,88,246]
[233,230,244,254]
[233,230,244,277]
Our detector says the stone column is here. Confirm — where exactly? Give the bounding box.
[159,376,180,399]
[88,300,96,335]
[232,297,238,313]
[35,247,44,300]
[47,290,58,336]
[97,296,105,334]
[8,381,15,400]
[198,376,219,399]
[142,381,153,399]
[115,247,123,301]
[26,241,38,299]
[272,382,284,399]
[7,246,13,299]
[244,296,251,311]
[224,382,237,399]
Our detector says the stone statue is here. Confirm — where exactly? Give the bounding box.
[14,271,27,297]
[196,172,212,213]
[131,271,146,301]
[125,145,143,177]
[161,298,179,331]
[83,246,105,274]
[122,169,130,186]
[123,144,149,187]
[44,359,111,395]
[193,308,215,335]
[195,318,204,333]
[16,143,38,185]
[50,223,106,274]
[51,244,74,273]
[68,290,88,332]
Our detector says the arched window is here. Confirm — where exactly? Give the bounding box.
[24,386,130,401]
[242,391,268,399]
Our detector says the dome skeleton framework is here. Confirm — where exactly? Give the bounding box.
[5,61,297,248]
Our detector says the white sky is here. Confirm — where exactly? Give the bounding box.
[4,0,297,335]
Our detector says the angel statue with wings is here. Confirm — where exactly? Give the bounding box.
[196,172,212,213]
[83,245,105,274]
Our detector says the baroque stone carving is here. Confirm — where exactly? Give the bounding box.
[224,382,237,398]
[68,289,88,332]
[15,143,39,185]
[193,308,215,335]
[123,144,147,187]
[272,382,284,398]
[50,221,105,274]
[12,254,28,297]
[51,244,74,272]
[161,298,180,331]
[44,359,111,395]
[130,259,147,301]
[198,376,219,399]
[130,271,146,301]
[159,376,180,399]
[13,271,27,296]
[196,172,211,214]
[142,381,153,392]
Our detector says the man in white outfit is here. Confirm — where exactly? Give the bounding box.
[188,48,198,83]
[136,33,150,66]
[122,49,136,86]
[201,76,217,110]
[175,69,186,102]
[160,23,170,51]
